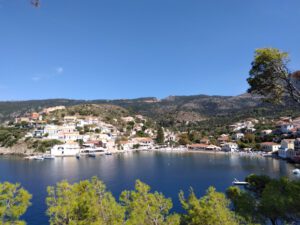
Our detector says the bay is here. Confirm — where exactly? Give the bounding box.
[0,151,297,225]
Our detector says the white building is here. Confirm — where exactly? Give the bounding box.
[222,142,238,152]
[233,133,244,140]
[50,144,80,156]
[260,142,280,153]
[280,124,294,134]
[278,139,295,159]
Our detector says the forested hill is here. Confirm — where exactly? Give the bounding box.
[0,94,300,126]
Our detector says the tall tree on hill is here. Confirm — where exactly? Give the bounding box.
[247,48,300,104]
[156,126,165,145]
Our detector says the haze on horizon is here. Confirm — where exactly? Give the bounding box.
[1,0,300,101]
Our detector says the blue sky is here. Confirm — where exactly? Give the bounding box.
[0,0,300,100]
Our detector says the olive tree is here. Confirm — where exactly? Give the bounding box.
[247,48,300,104]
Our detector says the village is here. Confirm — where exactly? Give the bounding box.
[8,105,300,163]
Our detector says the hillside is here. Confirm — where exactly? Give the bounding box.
[1,94,300,130]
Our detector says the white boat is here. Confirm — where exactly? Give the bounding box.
[76,153,81,159]
[292,169,300,175]
[232,178,248,185]
[43,155,55,159]
[105,152,112,155]
[88,152,96,158]
[33,156,44,160]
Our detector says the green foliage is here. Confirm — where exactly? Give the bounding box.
[179,187,240,225]
[135,130,149,138]
[156,127,165,144]
[0,182,32,224]
[27,139,63,153]
[247,48,292,104]
[228,175,300,225]
[46,176,125,225]
[226,186,258,223]
[245,174,271,195]
[178,133,190,145]
[0,127,26,148]
[120,180,180,225]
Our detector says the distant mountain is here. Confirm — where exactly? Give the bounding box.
[0,94,299,128]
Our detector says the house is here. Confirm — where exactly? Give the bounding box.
[31,112,39,120]
[199,138,210,144]
[260,142,280,153]
[217,134,229,145]
[132,137,154,149]
[15,117,30,123]
[278,139,295,159]
[261,129,273,135]
[63,116,77,123]
[50,143,80,156]
[294,138,300,152]
[122,116,135,122]
[222,142,238,152]
[280,124,294,134]
[43,125,59,139]
[233,133,244,140]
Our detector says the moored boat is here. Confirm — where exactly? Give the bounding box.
[43,155,55,159]
[232,178,248,185]
[292,169,300,175]
[33,156,44,160]
[88,152,96,158]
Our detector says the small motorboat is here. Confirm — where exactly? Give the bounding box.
[43,155,55,159]
[292,169,300,175]
[33,156,44,160]
[76,153,81,159]
[232,178,248,185]
[105,152,112,156]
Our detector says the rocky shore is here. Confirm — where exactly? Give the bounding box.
[0,143,34,156]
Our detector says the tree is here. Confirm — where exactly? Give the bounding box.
[120,180,180,225]
[247,48,300,104]
[226,186,259,223]
[156,127,165,145]
[0,182,32,225]
[228,175,300,225]
[179,187,240,225]
[46,177,125,225]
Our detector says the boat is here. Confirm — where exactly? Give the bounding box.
[292,169,300,175]
[232,178,248,185]
[43,155,55,159]
[88,152,96,158]
[105,152,112,155]
[33,156,44,160]
[76,153,81,159]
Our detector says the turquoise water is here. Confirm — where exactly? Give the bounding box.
[0,152,297,225]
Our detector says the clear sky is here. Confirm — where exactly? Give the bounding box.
[1,0,300,100]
